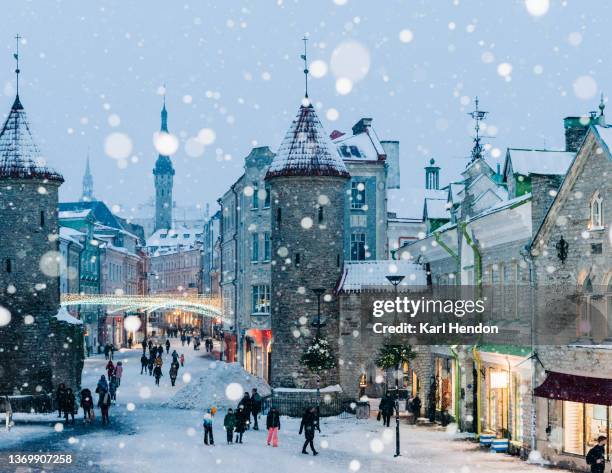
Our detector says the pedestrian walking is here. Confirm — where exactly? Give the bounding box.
[153,365,163,386]
[181,333,186,346]
[110,344,116,360]
[157,345,164,358]
[586,435,607,473]
[203,408,214,445]
[114,361,123,387]
[171,349,179,363]
[179,353,185,367]
[299,407,320,455]
[103,344,110,360]
[250,388,262,430]
[224,408,236,444]
[80,388,94,423]
[98,388,111,425]
[169,363,178,387]
[165,339,170,354]
[64,388,76,424]
[140,354,148,374]
[148,355,154,376]
[128,336,133,349]
[378,393,393,428]
[235,405,248,443]
[141,339,147,354]
[109,377,118,402]
[106,359,115,380]
[410,394,422,424]
[266,407,281,447]
[238,392,252,430]
[55,383,67,418]
[187,335,191,346]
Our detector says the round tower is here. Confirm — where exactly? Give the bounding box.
[0,94,64,398]
[265,101,350,388]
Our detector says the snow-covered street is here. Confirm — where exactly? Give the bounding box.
[0,339,550,473]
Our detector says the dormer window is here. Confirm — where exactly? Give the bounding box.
[590,191,604,230]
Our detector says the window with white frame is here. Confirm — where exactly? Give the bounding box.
[351,181,366,209]
[251,284,270,315]
[263,232,271,261]
[590,191,604,229]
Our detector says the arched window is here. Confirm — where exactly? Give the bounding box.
[590,191,604,229]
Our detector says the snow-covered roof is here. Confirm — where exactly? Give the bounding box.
[0,96,63,182]
[146,226,204,249]
[266,102,349,179]
[338,260,427,292]
[505,148,575,176]
[424,198,450,220]
[59,226,84,246]
[54,306,83,325]
[593,125,612,154]
[333,124,385,161]
[466,192,531,223]
[448,183,465,204]
[59,209,91,220]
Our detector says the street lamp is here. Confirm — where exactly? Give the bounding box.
[386,274,405,458]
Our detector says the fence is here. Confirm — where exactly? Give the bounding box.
[262,392,357,418]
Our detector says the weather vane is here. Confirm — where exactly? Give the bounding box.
[301,36,309,99]
[468,96,488,163]
[14,34,21,96]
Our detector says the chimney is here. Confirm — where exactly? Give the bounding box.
[352,118,373,135]
[563,115,594,152]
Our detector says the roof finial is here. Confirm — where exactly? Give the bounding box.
[468,96,488,163]
[14,34,21,97]
[300,36,309,99]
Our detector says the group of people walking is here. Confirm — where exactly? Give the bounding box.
[140,339,184,387]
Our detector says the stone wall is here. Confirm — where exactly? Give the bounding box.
[49,317,85,394]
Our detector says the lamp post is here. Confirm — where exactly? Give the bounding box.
[386,274,405,458]
[311,287,326,407]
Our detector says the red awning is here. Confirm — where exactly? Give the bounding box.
[534,371,612,405]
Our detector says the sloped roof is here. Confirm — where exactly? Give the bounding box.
[0,95,63,181]
[59,201,123,231]
[338,260,427,292]
[266,102,349,179]
[333,122,386,161]
[504,148,575,177]
[146,226,204,250]
[424,198,450,220]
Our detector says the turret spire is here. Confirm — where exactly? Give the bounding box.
[14,34,20,98]
[300,36,309,99]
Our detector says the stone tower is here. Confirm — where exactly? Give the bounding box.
[0,93,64,399]
[265,101,350,388]
[81,152,94,201]
[153,98,174,231]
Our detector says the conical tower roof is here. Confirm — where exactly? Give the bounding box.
[266,102,349,179]
[0,95,63,181]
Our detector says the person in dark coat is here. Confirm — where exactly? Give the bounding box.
[169,364,178,387]
[103,344,110,360]
[127,336,133,349]
[140,354,148,374]
[64,388,76,424]
[55,383,67,418]
[299,407,320,455]
[80,388,94,423]
[250,388,262,430]
[411,394,422,423]
[148,355,154,376]
[224,408,236,444]
[98,388,111,425]
[266,407,281,447]
[153,365,163,386]
[238,392,252,429]
[234,405,248,443]
[171,350,179,363]
[586,436,607,473]
[106,360,115,380]
[165,339,170,354]
[378,393,394,427]
[141,339,147,353]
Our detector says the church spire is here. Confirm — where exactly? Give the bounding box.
[160,88,168,132]
[468,96,488,164]
[81,151,94,201]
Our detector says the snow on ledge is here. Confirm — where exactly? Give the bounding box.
[53,307,83,325]
[273,384,343,393]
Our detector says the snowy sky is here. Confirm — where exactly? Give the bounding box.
[2,0,608,213]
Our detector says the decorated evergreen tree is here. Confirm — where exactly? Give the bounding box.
[301,335,336,373]
[375,343,416,371]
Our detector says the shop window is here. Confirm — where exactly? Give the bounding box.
[563,401,611,457]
